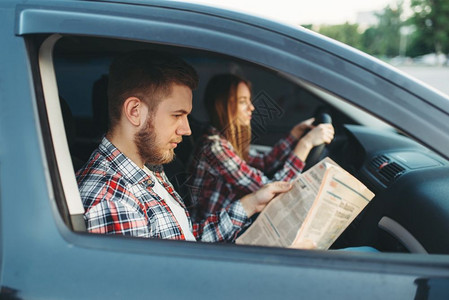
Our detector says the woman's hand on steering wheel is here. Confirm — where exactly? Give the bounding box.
[290,118,315,139]
[293,113,334,169]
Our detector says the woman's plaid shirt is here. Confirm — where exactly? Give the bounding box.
[187,127,304,219]
[76,137,249,242]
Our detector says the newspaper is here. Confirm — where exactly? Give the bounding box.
[236,157,375,250]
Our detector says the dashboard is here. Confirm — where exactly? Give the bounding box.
[332,125,449,254]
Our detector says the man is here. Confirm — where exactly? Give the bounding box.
[76,50,292,242]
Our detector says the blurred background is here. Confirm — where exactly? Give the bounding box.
[176,0,449,96]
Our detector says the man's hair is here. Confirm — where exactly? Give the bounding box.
[107,50,199,130]
[204,74,252,161]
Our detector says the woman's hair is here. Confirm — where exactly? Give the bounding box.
[204,74,252,161]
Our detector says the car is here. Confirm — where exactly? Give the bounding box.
[2,0,449,298]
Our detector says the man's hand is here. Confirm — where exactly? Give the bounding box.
[240,182,292,218]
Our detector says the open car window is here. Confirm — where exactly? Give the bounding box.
[32,32,448,255]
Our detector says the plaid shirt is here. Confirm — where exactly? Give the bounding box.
[76,137,249,242]
[187,127,305,218]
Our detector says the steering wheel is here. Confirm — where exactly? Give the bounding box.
[303,112,332,171]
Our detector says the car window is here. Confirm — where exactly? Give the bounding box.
[49,34,387,235]
[25,11,449,262]
[29,25,448,257]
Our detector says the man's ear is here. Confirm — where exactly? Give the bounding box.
[122,97,147,127]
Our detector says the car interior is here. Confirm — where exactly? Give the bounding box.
[41,34,449,254]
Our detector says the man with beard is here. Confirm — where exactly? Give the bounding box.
[76,50,292,242]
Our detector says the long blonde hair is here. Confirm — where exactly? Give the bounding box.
[204,74,252,161]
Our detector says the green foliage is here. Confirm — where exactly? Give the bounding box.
[317,23,363,49]
[310,0,449,58]
[363,4,404,56]
[409,0,449,54]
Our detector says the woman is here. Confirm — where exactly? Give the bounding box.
[187,74,334,219]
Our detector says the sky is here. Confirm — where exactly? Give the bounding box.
[175,0,399,25]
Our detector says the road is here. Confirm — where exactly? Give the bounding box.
[397,66,449,97]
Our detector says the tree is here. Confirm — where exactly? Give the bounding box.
[409,0,449,56]
[362,3,404,57]
[317,23,364,51]
[314,3,406,58]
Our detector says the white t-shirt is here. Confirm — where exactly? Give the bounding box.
[143,167,196,241]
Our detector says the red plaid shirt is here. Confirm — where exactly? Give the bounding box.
[76,137,249,242]
[187,127,304,218]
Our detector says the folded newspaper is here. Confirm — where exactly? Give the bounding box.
[236,157,375,250]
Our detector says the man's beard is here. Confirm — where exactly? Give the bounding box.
[135,117,176,165]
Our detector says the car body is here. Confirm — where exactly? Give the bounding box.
[1,0,449,299]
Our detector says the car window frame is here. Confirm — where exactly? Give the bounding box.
[38,34,86,230]
[17,1,449,271]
